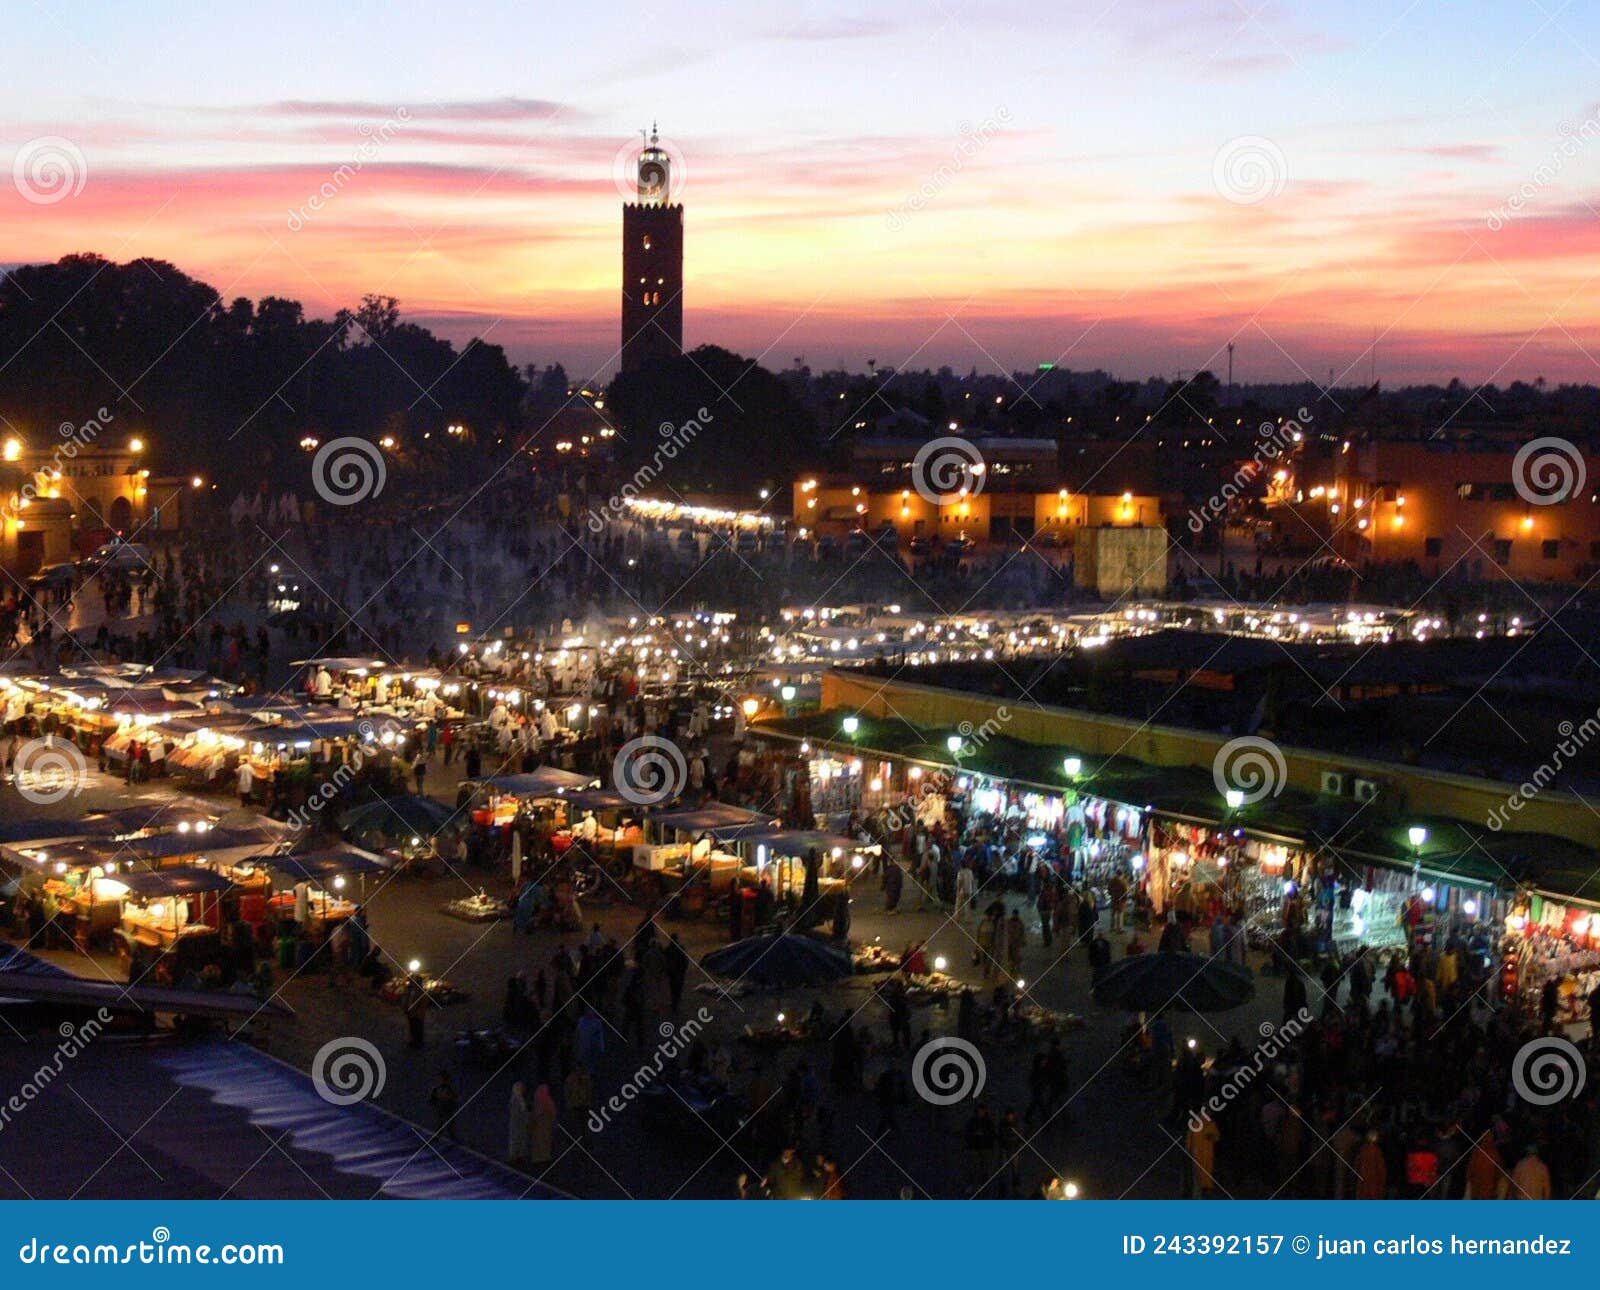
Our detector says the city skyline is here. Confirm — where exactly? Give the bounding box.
[2,1,1599,385]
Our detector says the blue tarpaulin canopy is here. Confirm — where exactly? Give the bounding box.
[477,768,597,797]
[563,787,635,812]
[651,803,779,838]
[156,1045,558,1199]
[271,847,393,882]
[105,827,275,861]
[118,866,236,897]
[338,795,457,838]
[734,828,877,857]
[0,817,121,845]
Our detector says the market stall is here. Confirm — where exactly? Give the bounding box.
[640,803,781,896]
[112,866,235,984]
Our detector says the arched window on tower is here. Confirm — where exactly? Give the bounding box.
[642,235,652,250]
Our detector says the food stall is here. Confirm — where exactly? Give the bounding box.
[264,859,364,936]
[735,827,878,903]
[639,804,781,896]
[112,866,235,983]
[162,717,257,788]
[8,842,126,949]
[466,768,599,831]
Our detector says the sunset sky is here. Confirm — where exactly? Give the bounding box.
[4,0,1598,386]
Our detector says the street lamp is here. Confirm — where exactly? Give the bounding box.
[780,684,796,703]
[1407,825,1428,852]
[1225,789,1245,810]
[946,734,964,756]
[1063,756,1082,778]
[842,715,860,736]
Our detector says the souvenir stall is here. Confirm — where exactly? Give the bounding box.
[1327,854,1495,957]
[1067,795,1148,890]
[1502,895,1600,1023]
[803,746,865,817]
[1153,822,1313,934]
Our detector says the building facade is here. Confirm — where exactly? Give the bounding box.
[1318,439,1600,582]
[2,428,151,574]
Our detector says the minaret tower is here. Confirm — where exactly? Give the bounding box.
[620,123,684,372]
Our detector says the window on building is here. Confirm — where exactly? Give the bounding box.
[1543,539,1560,560]
[1424,537,1442,558]
[1493,539,1512,562]
[642,235,652,250]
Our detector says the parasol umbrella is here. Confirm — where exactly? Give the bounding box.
[701,933,854,989]
[1092,951,1255,1013]
[338,795,458,840]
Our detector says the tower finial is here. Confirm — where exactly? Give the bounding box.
[651,119,658,143]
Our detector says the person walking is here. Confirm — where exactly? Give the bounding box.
[404,977,428,1048]
[955,864,976,924]
[529,1083,558,1173]
[1003,909,1026,982]
[429,1071,460,1142]
[507,1082,532,1166]
[564,1063,593,1145]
